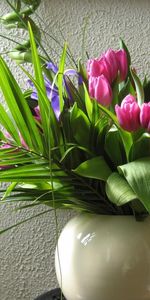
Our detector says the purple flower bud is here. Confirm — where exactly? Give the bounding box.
[115,95,141,132]
[140,102,150,132]
[89,75,112,106]
[34,106,41,122]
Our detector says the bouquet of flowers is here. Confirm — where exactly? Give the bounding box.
[0,2,150,235]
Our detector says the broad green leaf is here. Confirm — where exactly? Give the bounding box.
[129,133,150,161]
[73,156,112,181]
[106,172,137,206]
[58,43,67,113]
[118,158,150,212]
[70,103,91,147]
[143,79,150,103]
[92,99,103,124]
[60,145,92,163]
[130,67,144,106]
[111,77,119,111]
[98,102,133,159]
[105,126,126,166]
[118,78,135,104]
[91,116,108,155]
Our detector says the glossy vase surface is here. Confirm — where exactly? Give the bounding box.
[55,213,150,300]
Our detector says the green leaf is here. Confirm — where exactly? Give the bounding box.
[111,78,119,111]
[0,163,50,182]
[58,43,67,113]
[130,67,144,106]
[1,182,17,200]
[129,133,150,161]
[73,156,112,181]
[70,103,91,147]
[28,22,50,148]
[60,144,92,163]
[0,104,21,145]
[78,59,88,83]
[118,158,150,212]
[118,78,135,104]
[21,66,62,154]
[0,56,43,152]
[143,79,150,103]
[120,39,131,66]
[105,126,126,167]
[83,83,93,121]
[0,57,31,149]
[98,102,133,159]
[106,172,137,206]
[0,209,52,235]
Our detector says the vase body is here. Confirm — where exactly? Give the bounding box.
[55,213,150,300]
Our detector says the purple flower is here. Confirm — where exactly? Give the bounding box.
[28,75,60,120]
[28,62,83,120]
[115,95,141,132]
[47,62,58,73]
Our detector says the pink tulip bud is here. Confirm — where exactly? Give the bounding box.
[115,49,128,81]
[140,102,150,132]
[104,49,119,82]
[115,95,141,132]
[89,75,112,106]
[87,48,128,84]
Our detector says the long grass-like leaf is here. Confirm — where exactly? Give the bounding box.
[0,209,52,235]
[0,104,21,145]
[20,65,63,155]
[58,43,67,113]
[28,22,50,147]
[0,56,44,152]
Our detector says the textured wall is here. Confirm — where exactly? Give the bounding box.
[0,0,150,299]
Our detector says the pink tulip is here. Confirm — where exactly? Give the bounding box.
[104,49,119,82]
[115,95,141,132]
[140,102,150,132]
[87,57,112,82]
[87,48,128,83]
[89,75,112,106]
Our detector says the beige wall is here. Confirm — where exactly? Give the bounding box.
[0,0,150,299]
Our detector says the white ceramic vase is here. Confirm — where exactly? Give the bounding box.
[55,213,150,300]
